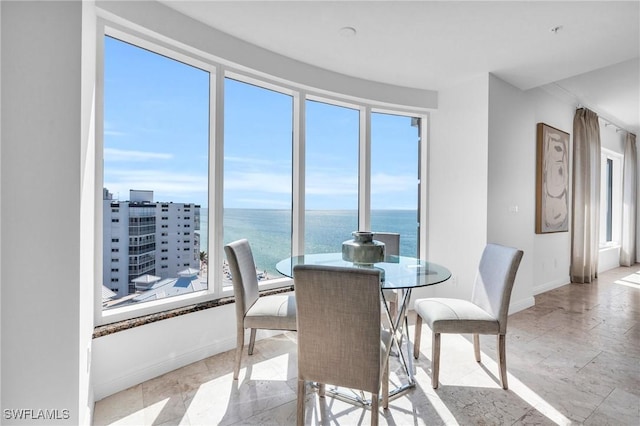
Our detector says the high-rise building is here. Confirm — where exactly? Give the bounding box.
[103,189,201,298]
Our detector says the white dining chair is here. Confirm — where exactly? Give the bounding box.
[224,239,297,380]
[413,243,523,389]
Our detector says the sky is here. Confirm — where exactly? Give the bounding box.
[103,35,419,210]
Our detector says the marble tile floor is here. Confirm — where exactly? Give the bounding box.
[94,266,640,425]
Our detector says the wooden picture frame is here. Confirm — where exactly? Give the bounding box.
[536,123,570,233]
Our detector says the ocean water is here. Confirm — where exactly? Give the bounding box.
[199,208,418,277]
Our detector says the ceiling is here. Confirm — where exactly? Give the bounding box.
[160,1,640,134]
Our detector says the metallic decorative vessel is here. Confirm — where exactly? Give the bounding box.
[342,231,385,265]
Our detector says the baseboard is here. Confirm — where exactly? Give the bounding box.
[509,296,535,315]
[533,276,570,295]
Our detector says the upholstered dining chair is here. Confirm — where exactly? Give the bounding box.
[294,264,391,426]
[413,243,523,389]
[224,239,297,380]
[373,232,401,319]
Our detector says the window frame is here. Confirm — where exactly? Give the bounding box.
[95,19,429,326]
[599,148,623,248]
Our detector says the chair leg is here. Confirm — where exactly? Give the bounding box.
[432,332,441,389]
[248,328,257,355]
[498,334,508,389]
[473,333,481,362]
[389,300,398,323]
[381,355,389,409]
[234,328,244,380]
[297,379,305,426]
[370,392,379,426]
[413,315,423,359]
[318,383,325,398]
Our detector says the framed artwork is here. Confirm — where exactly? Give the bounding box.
[536,123,570,233]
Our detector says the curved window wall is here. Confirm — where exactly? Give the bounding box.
[97,25,427,324]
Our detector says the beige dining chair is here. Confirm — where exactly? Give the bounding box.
[372,232,400,319]
[413,243,523,389]
[224,239,297,380]
[294,264,391,426]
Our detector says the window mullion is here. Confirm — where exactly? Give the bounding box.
[419,114,429,259]
[95,21,107,325]
[359,106,371,231]
[292,92,305,256]
[212,67,225,296]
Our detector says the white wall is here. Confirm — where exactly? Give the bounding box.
[93,303,236,400]
[487,75,535,311]
[528,88,576,294]
[417,71,629,312]
[412,75,490,304]
[486,76,632,297]
[601,118,626,153]
[0,1,95,424]
[80,1,98,424]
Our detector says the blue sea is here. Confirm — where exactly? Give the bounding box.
[200,209,418,277]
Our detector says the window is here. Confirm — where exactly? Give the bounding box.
[600,149,622,246]
[98,28,427,324]
[305,100,359,253]
[370,113,421,256]
[223,78,293,285]
[102,35,209,310]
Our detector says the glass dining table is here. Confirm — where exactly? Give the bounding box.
[276,252,451,401]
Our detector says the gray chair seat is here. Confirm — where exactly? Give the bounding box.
[414,298,499,334]
[244,294,297,330]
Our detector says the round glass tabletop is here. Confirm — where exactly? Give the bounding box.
[276,252,451,290]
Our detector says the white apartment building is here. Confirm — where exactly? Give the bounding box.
[103,189,201,298]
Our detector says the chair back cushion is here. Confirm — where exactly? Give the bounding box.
[224,239,260,318]
[294,264,383,393]
[372,232,400,259]
[471,244,523,333]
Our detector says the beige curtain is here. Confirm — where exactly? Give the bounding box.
[620,133,637,266]
[571,108,601,283]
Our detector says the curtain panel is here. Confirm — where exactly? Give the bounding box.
[620,133,638,266]
[571,108,601,283]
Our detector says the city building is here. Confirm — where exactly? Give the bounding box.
[103,189,201,299]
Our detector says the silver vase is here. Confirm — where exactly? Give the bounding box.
[342,231,385,265]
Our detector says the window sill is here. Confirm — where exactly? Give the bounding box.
[599,243,621,251]
[92,285,294,338]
